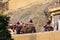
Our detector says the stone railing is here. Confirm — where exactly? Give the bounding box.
[12,31,60,40]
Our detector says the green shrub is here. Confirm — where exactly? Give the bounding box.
[0,15,13,40]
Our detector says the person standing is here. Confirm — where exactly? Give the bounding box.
[16,22,22,34]
[44,20,54,31]
[27,19,36,33]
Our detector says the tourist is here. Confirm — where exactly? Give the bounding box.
[27,19,36,33]
[8,26,14,34]
[16,22,22,34]
[44,20,54,31]
[21,25,27,34]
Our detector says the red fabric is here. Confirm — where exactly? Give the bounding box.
[45,25,53,29]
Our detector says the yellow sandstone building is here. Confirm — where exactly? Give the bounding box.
[3,0,52,14]
[48,0,60,30]
[0,0,60,40]
[0,0,9,14]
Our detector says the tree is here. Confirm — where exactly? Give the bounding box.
[0,15,13,40]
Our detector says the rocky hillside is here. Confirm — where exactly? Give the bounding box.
[7,3,50,32]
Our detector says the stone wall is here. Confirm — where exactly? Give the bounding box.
[8,3,50,32]
[12,31,60,40]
